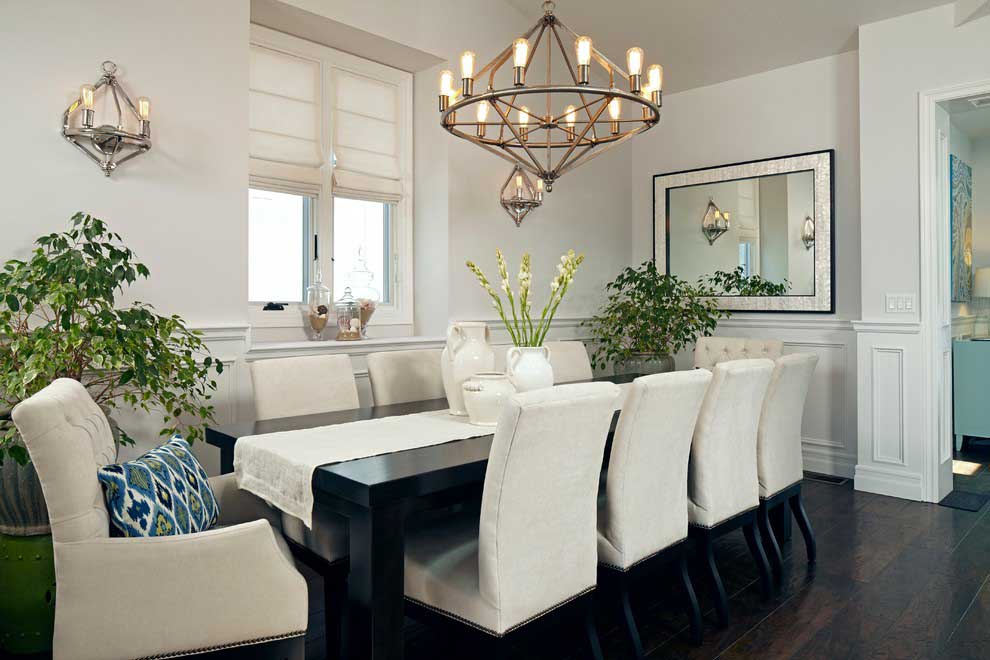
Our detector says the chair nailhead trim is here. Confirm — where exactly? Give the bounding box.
[405,585,595,637]
[598,538,685,572]
[133,630,306,659]
[688,505,758,530]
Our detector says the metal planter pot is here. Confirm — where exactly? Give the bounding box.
[614,353,676,376]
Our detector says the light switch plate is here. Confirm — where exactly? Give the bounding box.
[885,293,916,313]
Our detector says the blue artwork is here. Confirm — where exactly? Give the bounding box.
[951,154,973,303]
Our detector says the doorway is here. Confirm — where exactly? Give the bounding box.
[920,80,990,505]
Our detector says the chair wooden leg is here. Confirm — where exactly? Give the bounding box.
[700,531,729,628]
[790,490,817,564]
[678,554,703,645]
[618,575,644,659]
[743,518,774,597]
[758,501,783,584]
[583,596,605,660]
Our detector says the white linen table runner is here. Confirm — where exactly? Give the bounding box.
[234,383,630,528]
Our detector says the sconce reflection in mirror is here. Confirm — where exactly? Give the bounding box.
[701,198,730,245]
[801,216,815,249]
[62,61,151,177]
[500,165,543,227]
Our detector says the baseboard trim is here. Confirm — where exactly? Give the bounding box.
[854,464,924,501]
[802,444,856,479]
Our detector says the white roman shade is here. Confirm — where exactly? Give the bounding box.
[331,67,404,202]
[249,45,324,187]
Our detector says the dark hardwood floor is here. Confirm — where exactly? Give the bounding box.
[299,477,990,659]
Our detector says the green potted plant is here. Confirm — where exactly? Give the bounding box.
[0,213,223,533]
[586,261,787,374]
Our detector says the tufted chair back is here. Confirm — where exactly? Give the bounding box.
[250,354,359,420]
[694,337,783,370]
[544,341,594,383]
[478,382,620,632]
[12,379,116,544]
[367,349,445,406]
[687,359,774,529]
[757,353,819,498]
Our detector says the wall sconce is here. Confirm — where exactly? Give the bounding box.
[801,216,815,249]
[500,166,542,227]
[62,61,152,177]
[701,198,730,245]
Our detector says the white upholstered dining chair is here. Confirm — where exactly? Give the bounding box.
[544,340,594,383]
[12,379,308,660]
[598,370,712,654]
[688,359,775,628]
[403,382,621,657]
[693,336,783,370]
[755,353,819,582]
[366,348,445,405]
[250,354,359,420]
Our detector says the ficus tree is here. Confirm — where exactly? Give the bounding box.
[0,213,223,465]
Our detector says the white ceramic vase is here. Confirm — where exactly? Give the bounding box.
[462,372,516,426]
[440,321,496,415]
[505,345,554,392]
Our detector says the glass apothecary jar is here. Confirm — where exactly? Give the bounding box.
[305,266,332,341]
[347,251,381,339]
[334,287,362,341]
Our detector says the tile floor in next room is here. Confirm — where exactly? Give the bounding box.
[299,476,990,660]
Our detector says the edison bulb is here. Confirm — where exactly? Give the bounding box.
[439,70,454,96]
[137,97,151,120]
[563,105,576,130]
[476,102,489,123]
[80,84,95,111]
[647,64,664,91]
[513,38,529,68]
[626,47,644,76]
[460,51,476,79]
[608,97,621,120]
[575,37,593,65]
[518,106,529,127]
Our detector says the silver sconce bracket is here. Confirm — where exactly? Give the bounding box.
[62,61,151,177]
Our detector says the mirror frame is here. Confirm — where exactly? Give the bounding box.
[653,149,835,313]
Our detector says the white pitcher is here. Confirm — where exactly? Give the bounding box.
[505,345,554,392]
[440,321,495,415]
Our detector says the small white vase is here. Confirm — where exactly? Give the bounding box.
[441,321,496,415]
[505,345,554,392]
[462,372,516,426]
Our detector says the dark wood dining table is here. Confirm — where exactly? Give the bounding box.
[205,373,640,660]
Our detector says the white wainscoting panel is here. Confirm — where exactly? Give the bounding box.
[853,321,927,501]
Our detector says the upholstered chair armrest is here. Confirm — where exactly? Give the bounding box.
[210,472,281,529]
[52,520,307,660]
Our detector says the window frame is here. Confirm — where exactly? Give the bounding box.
[247,185,316,305]
[248,25,414,331]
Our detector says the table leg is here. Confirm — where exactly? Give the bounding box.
[346,503,406,660]
[220,445,234,474]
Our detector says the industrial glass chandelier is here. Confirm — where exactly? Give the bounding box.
[438,0,664,194]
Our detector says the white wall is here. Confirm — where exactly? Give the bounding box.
[856,5,990,501]
[631,51,862,477]
[0,0,249,327]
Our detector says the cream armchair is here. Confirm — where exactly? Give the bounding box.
[12,379,308,660]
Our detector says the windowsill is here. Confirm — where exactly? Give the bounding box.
[245,334,446,359]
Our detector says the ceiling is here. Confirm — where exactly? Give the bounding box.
[947,100,990,140]
[504,0,952,93]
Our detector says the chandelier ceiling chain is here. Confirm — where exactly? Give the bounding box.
[438,0,664,193]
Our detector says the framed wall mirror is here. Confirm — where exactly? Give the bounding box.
[654,150,834,312]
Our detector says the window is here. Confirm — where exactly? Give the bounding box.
[248,188,313,303]
[247,26,413,328]
[333,197,391,303]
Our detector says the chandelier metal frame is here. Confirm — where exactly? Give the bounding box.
[439,1,662,192]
